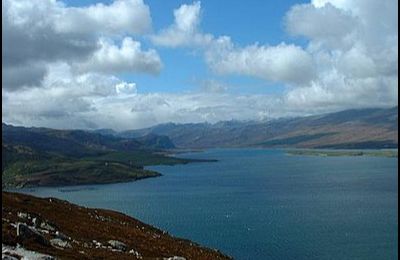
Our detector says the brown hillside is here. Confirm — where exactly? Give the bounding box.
[2,192,231,260]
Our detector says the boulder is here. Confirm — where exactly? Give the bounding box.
[128,249,141,257]
[40,221,56,232]
[17,212,29,220]
[16,223,49,246]
[50,238,72,249]
[2,255,19,260]
[55,231,70,241]
[2,244,55,259]
[107,240,127,251]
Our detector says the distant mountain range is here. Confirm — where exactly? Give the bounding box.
[116,107,398,149]
[3,107,398,153]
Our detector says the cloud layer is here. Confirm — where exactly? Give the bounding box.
[151,0,397,112]
[3,0,398,130]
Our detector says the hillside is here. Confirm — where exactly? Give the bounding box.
[2,124,212,188]
[2,191,231,259]
[119,107,398,149]
[2,124,175,157]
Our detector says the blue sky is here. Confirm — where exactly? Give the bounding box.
[66,0,309,95]
[3,0,398,130]
[135,0,308,95]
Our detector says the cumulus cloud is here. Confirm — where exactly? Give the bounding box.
[282,0,398,109]
[152,2,315,85]
[2,0,157,90]
[76,37,162,75]
[116,82,137,95]
[155,0,397,107]
[54,0,152,35]
[2,62,139,129]
[206,43,315,84]
[285,3,358,50]
[150,1,213,47]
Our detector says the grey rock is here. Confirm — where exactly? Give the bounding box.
[128,249,141,257]
[40,222,55,232]
[50,238,72,249]
[2,244,55,259]
[32,217,39,227]
[17,212,29,220]
[32,216,44,228]
[2,255,19,260]
[107,240,127,251]
[16,223,49,246]
[55,231,70,241]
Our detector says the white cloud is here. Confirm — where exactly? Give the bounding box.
[285,3,358,50]
[116,82,137,95]
[150,1,213,47]
[152,2,315,85]
[152,0,397,109]
[283,0,397,109]
[206,43,315,84]
[337,44,377,78]
[2,62,140,129]
[2,0,157,90]
[54,0,152,35]
[284,74,398,112]
[76,37,162,75]
[3,83,280,130]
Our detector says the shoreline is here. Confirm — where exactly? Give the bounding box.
[2,151,217,189]
[285,148,398,158]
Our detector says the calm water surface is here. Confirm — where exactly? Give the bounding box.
[19,149,398,260]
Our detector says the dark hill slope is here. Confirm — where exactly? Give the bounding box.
[1,124,202,188]
[2,124,176,157]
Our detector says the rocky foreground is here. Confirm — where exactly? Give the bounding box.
[2,192,232,260]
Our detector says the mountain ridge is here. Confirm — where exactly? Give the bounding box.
[114,107,398,149]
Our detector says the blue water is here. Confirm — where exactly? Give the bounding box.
[19,149,398,260]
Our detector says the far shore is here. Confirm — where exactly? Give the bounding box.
[285,148,398,158]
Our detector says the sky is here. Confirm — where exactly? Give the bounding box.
[2,0,398,130]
